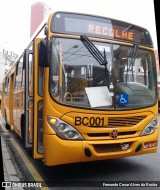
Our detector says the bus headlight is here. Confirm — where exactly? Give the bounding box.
[140,117,158,136]
[47,116,84,140]
[58,123,66,132]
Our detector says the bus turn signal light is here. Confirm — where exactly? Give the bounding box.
[49,118,58,124]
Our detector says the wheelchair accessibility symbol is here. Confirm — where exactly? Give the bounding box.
[119,94,128,105]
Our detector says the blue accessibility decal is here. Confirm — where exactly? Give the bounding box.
[119,93,128,105]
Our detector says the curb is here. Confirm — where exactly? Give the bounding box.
[0,115,24,190]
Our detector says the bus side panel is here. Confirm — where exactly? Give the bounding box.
[1,82,5,117]
[8,74,14,126]
[12,90,25,137]
[2,74,13,128]
[13,90,19,135]
[4,77,10,124]
[4,93,9,124]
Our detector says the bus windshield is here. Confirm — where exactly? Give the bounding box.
[49,37,157,110]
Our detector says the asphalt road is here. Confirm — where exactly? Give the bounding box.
[28,142,160,190]
[1,114,160,190]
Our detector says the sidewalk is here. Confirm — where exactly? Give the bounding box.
[0,115,24,190]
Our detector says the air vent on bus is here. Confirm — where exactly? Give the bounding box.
[108,115,146,127]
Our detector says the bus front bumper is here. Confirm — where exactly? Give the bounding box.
[43,129,159,166]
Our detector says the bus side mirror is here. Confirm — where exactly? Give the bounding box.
[38,39,50,67]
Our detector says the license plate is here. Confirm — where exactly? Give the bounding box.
[75,116,108,127]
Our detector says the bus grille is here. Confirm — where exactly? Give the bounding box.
[87,131,136,137]
[108,115,146,127]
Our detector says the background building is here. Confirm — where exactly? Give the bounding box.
[30,1,51,37]
[0,1,50,102]
[0,47,18,101]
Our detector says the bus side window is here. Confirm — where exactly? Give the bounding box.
[38,67,44,96]
[5,77,9,94]
[29,54,33,96]
[15,58,23,90]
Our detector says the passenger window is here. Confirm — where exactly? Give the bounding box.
[15,58,23,90]
[4,77,9,94]
[29,54,33,96]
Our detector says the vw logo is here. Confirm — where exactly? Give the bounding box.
[111,129,118,139]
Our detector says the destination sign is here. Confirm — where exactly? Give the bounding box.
[64,18,134,41]
[88,24,134,40]
[51,12,153,46]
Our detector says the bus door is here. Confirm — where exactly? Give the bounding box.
[33,38,44,159]
[24,39,44,159]
[24,48,33,150]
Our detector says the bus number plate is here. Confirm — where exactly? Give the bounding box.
[75,116,107,127]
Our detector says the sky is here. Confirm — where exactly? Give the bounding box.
[0,0,158,55]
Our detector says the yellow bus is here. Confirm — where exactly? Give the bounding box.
[1,11,159,166]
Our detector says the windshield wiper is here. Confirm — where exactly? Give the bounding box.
[80,35,108,66]
[80,35,109,86]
